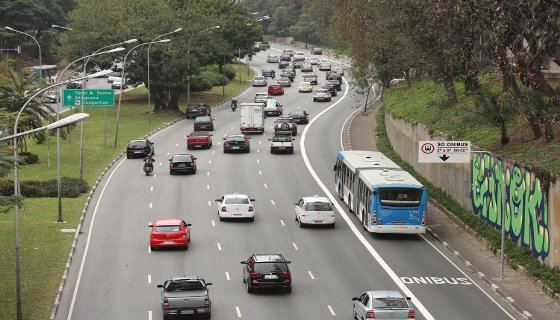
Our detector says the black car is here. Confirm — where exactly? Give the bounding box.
[126,139,154,159]
[169,154,197,175]
[326,71,343,84]
[326,79,342,91]
[311,47,323,55]
[241,254,292,293]
[322,83,338,97]
[223,134,250,153]
[292,61,304,69]
[261,69,276,78]
[186,104,211,119]
[288,110,309,124]
[194,116,214,131]
[280,70,294,82]
[278,61,290,69]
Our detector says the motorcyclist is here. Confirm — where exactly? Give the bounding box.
[231,99,238,111]
[144,154,155,167]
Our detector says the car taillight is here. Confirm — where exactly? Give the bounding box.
[407,309,415,318]
[224,141,229,145]
[221,206,227,212]
[248,206,254,212]
[421,211,426,225]
[281,272,291,278]
[244,141,249,145]
[366,310,375,318]
[249,272,260,278]
[371,211,377,224]
[204,298,210,307]
[163,298,169,308]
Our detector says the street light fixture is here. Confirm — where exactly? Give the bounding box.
[147,28,182,109]
[51,24,73,31]
[5,26,42,72]
[114,39,170,148]
[6,77,91,320]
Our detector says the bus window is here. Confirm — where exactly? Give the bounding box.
[378,188,422,207]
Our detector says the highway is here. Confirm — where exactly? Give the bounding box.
[56,46,521,320]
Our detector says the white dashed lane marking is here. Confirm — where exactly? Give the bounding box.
[236,306,242,318]
[207,185,210,190]
[258,170,262,175]
[148,274,152,284]
[271,200,275,206]
[212,220,216,227]
[292,243,298,250]
[208,201,212,206]
[264,183,268,189]
[217,243,222,251]
[225,272,230,281]
[327,305,336,316]
[150,186,154,191]
[308,271,315,280]
[280,219,285,226]
[149,203,152,209]
[148,310,152,320]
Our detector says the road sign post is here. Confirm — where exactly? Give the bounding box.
[62,89,115,107]
[418,140,471,163]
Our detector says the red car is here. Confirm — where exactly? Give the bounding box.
[268,84,284,95]
[149,218,191,250]
[280,53,291,61]
[187,131,213,149]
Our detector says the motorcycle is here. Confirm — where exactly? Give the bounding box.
[143,158,154,176]
[231,100,238,112]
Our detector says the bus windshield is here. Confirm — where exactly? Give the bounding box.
[378,188,422,207]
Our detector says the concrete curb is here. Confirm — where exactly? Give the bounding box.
[49,73,255,320]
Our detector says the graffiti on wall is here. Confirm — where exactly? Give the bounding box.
[471,153,549,259]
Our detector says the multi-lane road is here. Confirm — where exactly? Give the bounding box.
[56,46,524,320]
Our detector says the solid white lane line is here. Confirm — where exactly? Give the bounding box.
[271,200,275,206]
[217,243,222,251]
[149,203,152,209]
[280,219,285,226]
[148,310,152,320]
[208,201,212,206]
[225,272,230,281]
[150,186,154,192]
[148,274,152,284]
[327,305,335,316]
[148,246,151,253]
[292,243,298,250]
[211,220,216,227]
[258,170,262,175]
[308,271,315,280]
[235,306,242,318]
[301,79,436,320]
[263,183,268,189]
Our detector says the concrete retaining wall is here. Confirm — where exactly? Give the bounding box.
[385,113,559,267]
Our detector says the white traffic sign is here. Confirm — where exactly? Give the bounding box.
[418,141,471,163]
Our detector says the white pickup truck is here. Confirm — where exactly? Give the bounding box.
[157,277,212,319]
[240,103,265,134]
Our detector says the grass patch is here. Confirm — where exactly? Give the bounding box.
[0,65,252,320]
[376,105,560,295]
[384,80,560,174]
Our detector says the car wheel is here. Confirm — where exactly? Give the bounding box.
[163,315,171,320]
[245,149,250,153]
[249,217,255,222]
[219,215,224,221]
[150,246,156,251]
[313,98,316,102]
[330,223,336,228]
[184,243,189,250]
[295,215,298,221]
[223,149,228,154]
[290,149,294,154]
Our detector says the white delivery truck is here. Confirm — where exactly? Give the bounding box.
[240,103,265,134]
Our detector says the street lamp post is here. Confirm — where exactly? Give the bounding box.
[80,38,137,163]
[186,25,220,107]
[55,49,123,223]
[148,28,182,109]
[114,40,170,148]
[4,78,91,320]
[5,26,42,73]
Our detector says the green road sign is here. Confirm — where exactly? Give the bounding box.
[62,89,115,107]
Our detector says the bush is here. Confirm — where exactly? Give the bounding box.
[20,152,39,165]
[224,64,236,80]
[201,70,227,86]
[0,179,13,196]
[18,177,89,198]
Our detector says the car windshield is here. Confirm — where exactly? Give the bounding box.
[129,141,146,147]
[254,262,289,273]
[155,225,181,232]
[275,118,292,123]
[256,94,268,98]
[195,116,211,122]
[305,202,332,211]
[315,89,328,93]
[371,297,408,309]
[190,132,208,137]
[225,197,250,204]
[173,155,192,162]
[290,112,304,117]
[166,280,204,291]
[254,76,264,80]
[227,137,246,142]
[272,135,292,142]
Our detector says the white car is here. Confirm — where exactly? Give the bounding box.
[107,72,121,83]
[254,92,270,103]
[269,134,294,154]
[215,193,255,221]
[319,61,332,71]
[308,57,319,65]
[298,81,313,93]
[111,77,125,89]
[293,52,306,61]
[294,195,335,227]
[313,88,332,102]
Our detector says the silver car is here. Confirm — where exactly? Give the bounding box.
[252,76,267,87]
[352,291,415,320]
[313,88,331,102]
[254,92,270,103]
[277,77,291,87]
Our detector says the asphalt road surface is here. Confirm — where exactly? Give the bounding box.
[55,46,524,320]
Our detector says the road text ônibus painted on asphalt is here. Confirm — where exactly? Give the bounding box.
[400,276,472,285]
